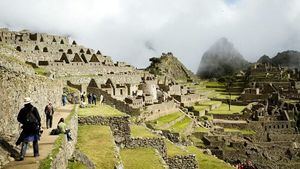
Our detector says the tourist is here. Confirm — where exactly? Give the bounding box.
[62,93,67,106]
[244,159,256,169]
[80,91,86,102]
[44,102,54,129]
[16,97,41,161]
[57,118,72,141]
[87,93,92,104]
[92,93,97,105]
[99,94,103,105]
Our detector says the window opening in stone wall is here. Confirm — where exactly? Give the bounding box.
[43,47,48,52]
[67,49,73,54]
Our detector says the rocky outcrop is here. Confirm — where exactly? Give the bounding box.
[146,52,197,82]
[197,37,249,78]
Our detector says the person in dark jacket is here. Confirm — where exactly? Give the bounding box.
[44,102,54,129]
[17,97,41,161]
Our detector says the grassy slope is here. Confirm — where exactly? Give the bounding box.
[77,125,116,169]
[150,112,183,129]
[78,104,126,117]
[187,146,234,169]
[208,104,245,114]
[120,148,165,169]
[168,116,192,133]
[130,125,159,138]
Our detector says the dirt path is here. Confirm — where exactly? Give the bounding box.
[4,104,73,169]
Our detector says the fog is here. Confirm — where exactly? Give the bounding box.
[0,0,299,72]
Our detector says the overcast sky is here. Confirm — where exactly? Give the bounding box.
[0,0,299,72]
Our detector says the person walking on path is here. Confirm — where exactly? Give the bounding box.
[80,92,85,102]
[44,102,54,129]
[92,93,97,105]
[16,97,41,161]
[62,93,67,106]
[87,93,92,104]
[99,94,103,105]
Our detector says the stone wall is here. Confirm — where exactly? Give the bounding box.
[78,115,199,169]
[78,115,131,144]
[142,101,179,121]
[87,87,141,115]
[0,67,63,142]
[167,155,198,169]
[51,106,78,169]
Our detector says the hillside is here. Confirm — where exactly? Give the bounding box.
[197,38,249,79]
[256,50,300,69]
[146,52,197,82]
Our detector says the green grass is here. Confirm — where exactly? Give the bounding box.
[67,161,88,169]
[187,146,234,169]
[208,104,245,115]
[150,112,183,129]
[78,104,126,117]
[120,148,165,169]
[165,140,189,156]
[168,117,192,133]
[130,125,159,138]
[34,67,48,76]
[199,101,222,106]
[194,127,209,133]
[193,105,209,111]
[77,125,116,169]
[224,128,256,135]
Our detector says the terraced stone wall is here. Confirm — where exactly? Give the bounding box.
[0,67,63,142]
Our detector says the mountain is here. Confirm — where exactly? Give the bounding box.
[272,50,300,68]
[146,52,197,82]
[197,38,249,79]
[257,55,273,65]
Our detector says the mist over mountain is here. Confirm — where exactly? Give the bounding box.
[197,38,249,79]
[256,50,300,69]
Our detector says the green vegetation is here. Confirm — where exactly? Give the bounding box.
[168,117,192,133]
[39,105,77,169]
[130,125,159,138]
[78,104,126,117]
[194,127,209,133]
[187,146,234,169]
[120,148,165,169]
[149,112,183,129]
[208,104,245,115]
[165,139,189,156]
[34,67,48,76]
[67,161,88,169]
[77,125,116,169]
[224,128,256,135]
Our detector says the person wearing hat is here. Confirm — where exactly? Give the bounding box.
[44,102,54,129]
[16,97,41,161]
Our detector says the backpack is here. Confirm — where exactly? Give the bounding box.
[25,107,38,124]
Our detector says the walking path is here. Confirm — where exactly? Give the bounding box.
[4,104,73,169]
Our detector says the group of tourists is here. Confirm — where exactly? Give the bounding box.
[80,92,104,105]
[16,97,72,161]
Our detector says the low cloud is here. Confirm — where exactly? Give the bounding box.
[0,0,299,72]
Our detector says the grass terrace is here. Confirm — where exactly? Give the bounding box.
[168,116,192,133]
[224,128,256,135]
[77,125,117,169]
[165,139,189,157]
[187,146,234,169]
[194,127,210,133]
[130,125,159,138]
[120,148,165,169]
[208,104,245,115]
[149,111,183,129]
[78,104,126,117]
